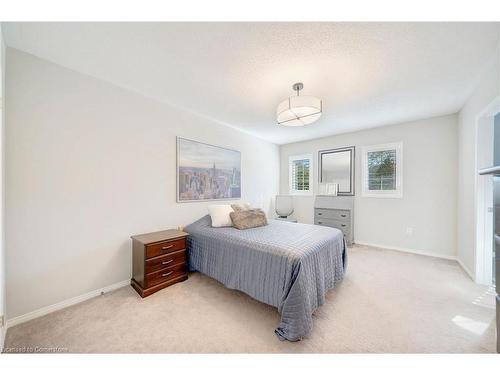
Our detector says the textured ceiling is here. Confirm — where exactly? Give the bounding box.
[2,22,499,144]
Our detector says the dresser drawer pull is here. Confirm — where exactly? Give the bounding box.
[318,221,322,224]
[161,245,174,250]
[318,213,322,215]
[341,214,346,217]
[161,271,174,277]
[341,224,346,227]
[162,259,174,265]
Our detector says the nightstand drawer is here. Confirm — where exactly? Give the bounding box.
[145,249,186,274]
[146,238,186,259]
[145,262,187,288]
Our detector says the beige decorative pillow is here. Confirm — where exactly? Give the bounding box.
[230,208,268,230]
[231,202,252,212]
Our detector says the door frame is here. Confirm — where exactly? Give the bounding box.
[474,96,500,285]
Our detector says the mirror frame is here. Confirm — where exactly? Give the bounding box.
[318,146,355,196]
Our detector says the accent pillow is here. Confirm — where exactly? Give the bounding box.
[230,208,268,230]
[208,205,234,227]
[230,202,252,211]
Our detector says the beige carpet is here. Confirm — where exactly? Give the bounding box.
[3,245,497,353]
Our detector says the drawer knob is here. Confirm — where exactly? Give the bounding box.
[318,213,322,215]
[341,214,346,217]
[318,221,322,224]
[341,224,346,227]
[162,259,174,265]
[162,271,174,277]
[162,244,174,250]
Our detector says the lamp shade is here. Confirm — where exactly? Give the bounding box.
[275,195,294,217]
[277,94,322,127]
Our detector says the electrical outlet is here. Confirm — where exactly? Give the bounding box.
[406,227,414,236]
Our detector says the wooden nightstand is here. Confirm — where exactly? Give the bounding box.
[130,229,189,297]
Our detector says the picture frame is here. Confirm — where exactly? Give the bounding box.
[176,137,242,202]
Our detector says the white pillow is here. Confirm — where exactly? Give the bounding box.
[208,205,234,227]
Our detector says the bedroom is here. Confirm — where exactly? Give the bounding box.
[0,1,500,372]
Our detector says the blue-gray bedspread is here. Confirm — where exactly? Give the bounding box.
[185,215,347,341]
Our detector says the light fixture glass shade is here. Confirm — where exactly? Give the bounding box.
[277,95,322,126]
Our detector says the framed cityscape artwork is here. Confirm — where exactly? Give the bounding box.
[177,137,241,202]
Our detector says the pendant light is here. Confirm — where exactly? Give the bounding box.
[277,82,322,126]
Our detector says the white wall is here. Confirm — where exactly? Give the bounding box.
[457,57,500,279]
[5,48,280,320]
[280,114,458,258]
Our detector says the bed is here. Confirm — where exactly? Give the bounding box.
[184,215,347,341]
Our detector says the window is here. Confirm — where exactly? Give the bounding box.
[289,154,313,195]
[362,142,403,198]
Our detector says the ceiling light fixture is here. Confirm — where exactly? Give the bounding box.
[276,82,322,127]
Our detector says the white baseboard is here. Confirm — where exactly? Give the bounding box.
[6,279,130,329]
[354,241,457,260]
[455,257,475,281]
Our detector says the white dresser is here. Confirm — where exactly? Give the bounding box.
[314,196,354,246]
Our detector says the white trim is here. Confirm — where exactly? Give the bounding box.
[6,279,130,329]
[456,257,476,281]
[289,153,313,196]
[0,326,5,351]
[473,95,500,285]
[361,142,403,198]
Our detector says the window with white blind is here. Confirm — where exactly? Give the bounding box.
[362,142,403,198]
[289,154,313,195]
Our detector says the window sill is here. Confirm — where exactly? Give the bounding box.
[362,191,403,199]
[289,191,313,196]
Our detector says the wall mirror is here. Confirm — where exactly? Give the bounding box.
[318,146,355,196]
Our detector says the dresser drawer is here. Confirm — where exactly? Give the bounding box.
[315,208,350,221]
[145,262,187,288]
[145,249,187,274]
[146,238,186,259]
[315,218,351,234]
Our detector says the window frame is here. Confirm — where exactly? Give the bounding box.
[289,154,313,196]
[361,142,403,198]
